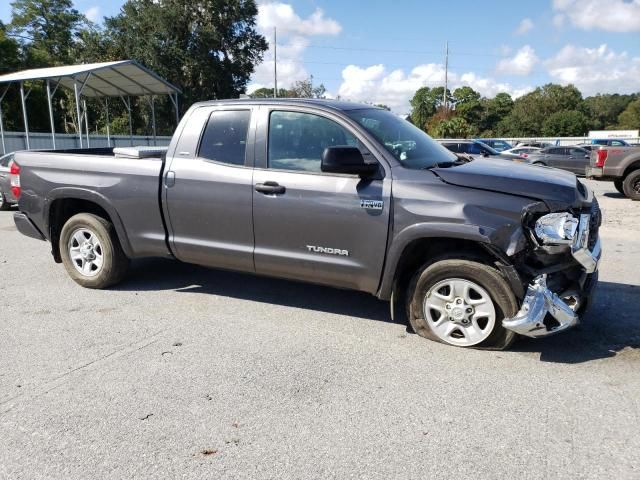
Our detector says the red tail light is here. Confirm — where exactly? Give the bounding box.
[521,153,529,158]
[9,160,21,199]
[595,149,608,168]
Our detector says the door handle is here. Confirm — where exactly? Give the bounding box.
[255,181,286,195]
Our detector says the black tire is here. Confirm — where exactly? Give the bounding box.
[407,259,519,350]
[614,179,625,195]
[0,191,11,211]
[622,170,640,201]
[532,161,546,166]
[59,213,129,288]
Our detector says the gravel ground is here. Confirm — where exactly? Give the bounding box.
[0,179,638,479]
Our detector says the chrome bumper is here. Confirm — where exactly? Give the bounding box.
[503,214,600,338]
[502,275,579,337]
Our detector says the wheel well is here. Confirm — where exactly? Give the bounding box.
[49,198,113,263]
[392,237,496,304]
[623,161,640,178]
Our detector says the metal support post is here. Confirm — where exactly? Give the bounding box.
[74,81,83,148]
[46,80,56,149]
[19,82,30,150]
[105,98,111,147]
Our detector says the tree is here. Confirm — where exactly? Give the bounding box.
[618,98,640,129]
[429,116,473,138]
[9,0,88,65]
[249,87,294,98]
[410,87,451,131]
[289,76,326,98]
[453,86,482,125]
[478,92,513,134]
[104,0,268,111]
[499,84,584,136]
[584,94,637,130]
[541,110,589,136]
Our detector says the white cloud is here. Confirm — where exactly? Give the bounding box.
[552,0,640,32]
[84,6,101,23]
[337,63,532,114]
[256,2,341,36]
[545,44,640,95]
[248,3,341,91]
[515,18,534,34]
[495,45,539,76]
[552,14,565,28]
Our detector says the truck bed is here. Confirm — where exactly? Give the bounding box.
[14,148,171,259]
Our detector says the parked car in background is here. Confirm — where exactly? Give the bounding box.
[0,153,17,210]
[591,138,630,147]
[501,146,541,159]
[476,139,512,152]
[574,143,595,152]
[587,145,640,200]
[515,146,591,175]
[440,140,504,158]
[515,141,555,149]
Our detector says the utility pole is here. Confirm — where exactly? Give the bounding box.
[273,27,278,98]
[443,41,449,113]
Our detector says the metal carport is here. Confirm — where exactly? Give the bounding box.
[0,60,181,152]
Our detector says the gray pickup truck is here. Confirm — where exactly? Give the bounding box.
[12,99,601,349]
[587,145,640,200]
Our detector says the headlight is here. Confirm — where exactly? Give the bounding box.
[534,212,579,244]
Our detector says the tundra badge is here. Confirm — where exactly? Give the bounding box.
[307,245,349,256]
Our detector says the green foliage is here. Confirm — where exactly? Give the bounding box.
[9,0,88,65]
[453,86,482,125]
[429,116,473,138]
[410,87,452,130]
[541,110,589,136]
[584,94,638,130]
[104,0,268,111]
[618,98,640,129]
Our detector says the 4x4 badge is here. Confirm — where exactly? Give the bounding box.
[360,199,383,210]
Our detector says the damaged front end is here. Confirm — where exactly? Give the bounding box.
[502,198,602,338]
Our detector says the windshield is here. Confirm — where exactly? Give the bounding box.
[475,142,500,155]
[346,108,457,169]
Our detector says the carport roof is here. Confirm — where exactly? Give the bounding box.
[0,60,181,97]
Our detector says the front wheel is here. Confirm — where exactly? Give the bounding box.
[407,259,518,350]
[59,213,129,288]
[622,170,640,201]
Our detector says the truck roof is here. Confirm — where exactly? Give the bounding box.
[191,98,380,112]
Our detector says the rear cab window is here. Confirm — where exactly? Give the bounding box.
[198,110,251,166]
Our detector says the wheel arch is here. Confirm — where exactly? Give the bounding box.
[377,225,524,303]
[46,189,133,263]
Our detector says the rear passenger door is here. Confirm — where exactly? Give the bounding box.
[251,107,391,293]
[164,106,256,273]
[544,147,567,169]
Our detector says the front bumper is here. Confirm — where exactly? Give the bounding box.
[503,214,601,338]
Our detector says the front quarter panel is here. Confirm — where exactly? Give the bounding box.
[378,170,537,299]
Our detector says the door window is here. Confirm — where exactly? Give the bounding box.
[198,110,251,166]
[268,111,358,172]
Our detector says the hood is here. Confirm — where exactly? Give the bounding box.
[433,158,582,209]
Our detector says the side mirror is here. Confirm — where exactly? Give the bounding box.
[321,146,377,176]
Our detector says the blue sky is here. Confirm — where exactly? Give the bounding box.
[3,0,640,113]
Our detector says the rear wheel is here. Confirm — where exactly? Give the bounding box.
[622,170,640,201]
[614,179,625,195]
[532,161,546,167]
[59,213,129,288]
[407,259,518,350]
